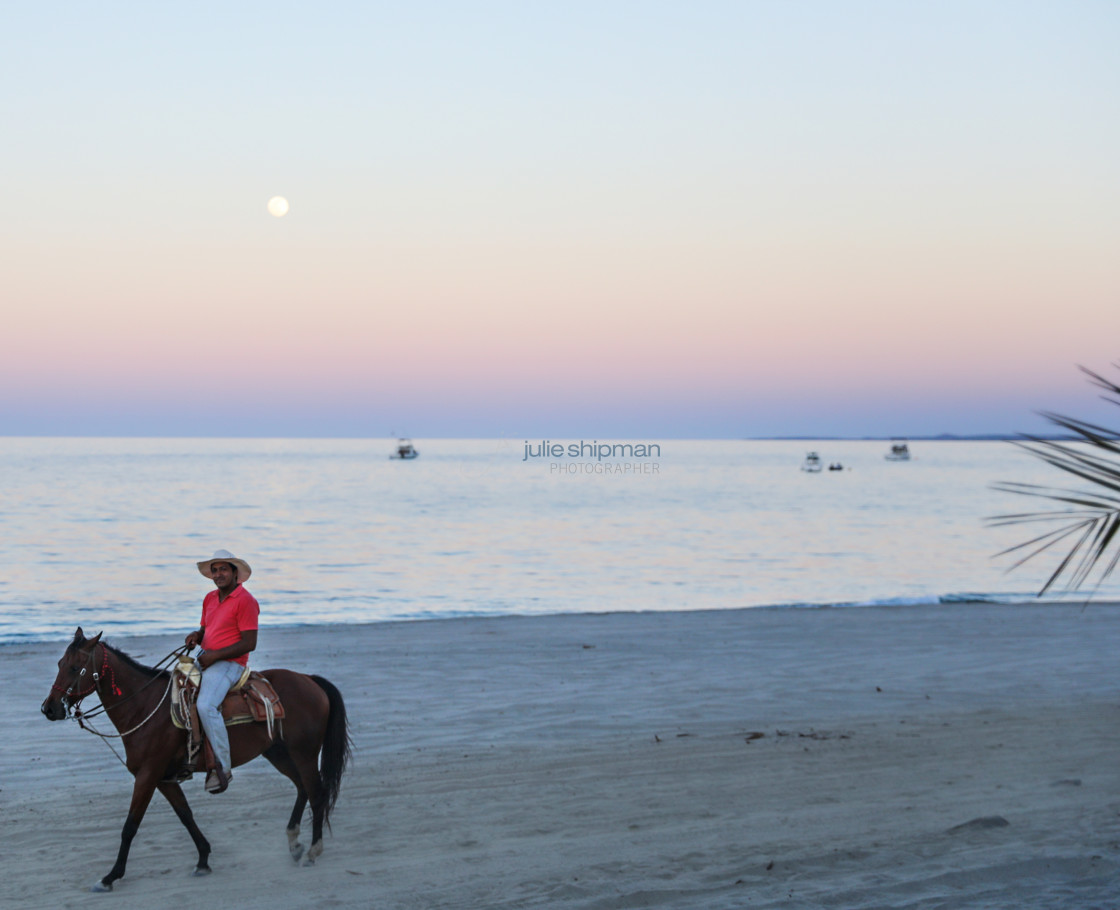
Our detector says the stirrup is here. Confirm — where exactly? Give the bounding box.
[205,767,232,794]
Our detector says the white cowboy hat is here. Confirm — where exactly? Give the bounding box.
[197,549,252,583]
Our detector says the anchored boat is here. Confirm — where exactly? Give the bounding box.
[392,438,419,460]
[885,439,911,461]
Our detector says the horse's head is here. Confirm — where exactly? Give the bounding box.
[41,626,103,721]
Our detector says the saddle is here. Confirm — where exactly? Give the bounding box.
[170,658,285,777]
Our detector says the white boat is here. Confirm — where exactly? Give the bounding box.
[801,451,823,472]
[392,438,419,460]
[885,439,911,461]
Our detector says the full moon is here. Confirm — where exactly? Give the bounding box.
[267,196,290,218]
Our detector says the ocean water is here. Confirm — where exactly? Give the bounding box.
[0,437,1111,645]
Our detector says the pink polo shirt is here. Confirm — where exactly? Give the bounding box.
[199,584,259,667]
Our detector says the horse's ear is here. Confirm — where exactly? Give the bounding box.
[75,626,85,642]
[88,631,103,648]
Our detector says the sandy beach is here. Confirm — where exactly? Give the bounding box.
[4,602,1120,909]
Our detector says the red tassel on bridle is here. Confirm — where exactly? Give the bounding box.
[98,645,122,697]
[104,645,122,694]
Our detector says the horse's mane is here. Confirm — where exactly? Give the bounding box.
[68,630,170,680]
[105,643,170,680]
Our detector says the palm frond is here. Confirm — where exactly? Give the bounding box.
[1081,363,1120,401]
[990,363,1120,596]
[992,518,1098,559]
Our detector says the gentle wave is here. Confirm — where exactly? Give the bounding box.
[1,592,1085,648]
[2,437,1117,645]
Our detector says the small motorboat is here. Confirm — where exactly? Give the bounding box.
[392,438,419,460]
[801,452,823,472]
[885,439,911,461]
[828,463,844,471]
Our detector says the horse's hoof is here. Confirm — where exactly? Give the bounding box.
[90,880,113,893]
[193,865,212,877]
[300,841,323,866]
[290,845,304,863]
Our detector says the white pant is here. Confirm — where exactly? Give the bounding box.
[196,658,245,774]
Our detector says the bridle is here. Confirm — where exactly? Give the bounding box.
[51,642,122,716]
[51,642,184,735]
[47,641,193,771]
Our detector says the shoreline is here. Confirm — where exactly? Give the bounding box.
[6,601,1120,908]
[5,596,1118,650]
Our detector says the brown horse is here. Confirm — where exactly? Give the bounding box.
[41,627,351,892]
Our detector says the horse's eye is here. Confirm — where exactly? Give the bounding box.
[70,665,80,673]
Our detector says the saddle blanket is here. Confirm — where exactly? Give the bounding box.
[171,670,285,732]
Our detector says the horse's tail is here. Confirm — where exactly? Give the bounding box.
[310,675,352,825]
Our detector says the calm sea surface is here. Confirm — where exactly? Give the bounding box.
[0,437,1110,644]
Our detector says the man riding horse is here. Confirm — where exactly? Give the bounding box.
[184,548,259,794]
[41,549,351,890]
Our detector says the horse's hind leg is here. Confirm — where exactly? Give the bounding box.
[286,791,309,861]
[301,754,328,866]
[273,745,326,865]
[157,781,211,875]
[263,741,309,862]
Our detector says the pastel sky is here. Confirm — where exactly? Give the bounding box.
[2,2,1118,437]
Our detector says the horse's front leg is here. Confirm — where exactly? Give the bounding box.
[92,769,160,892]
[157,781,212,875]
